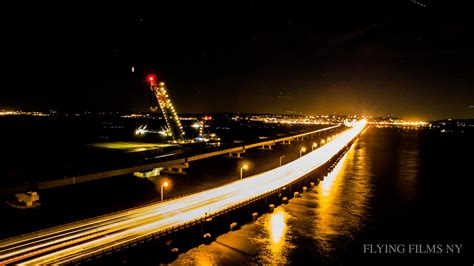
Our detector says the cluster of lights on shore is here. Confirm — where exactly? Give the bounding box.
[368,121,428,126]
[0,110,49,116]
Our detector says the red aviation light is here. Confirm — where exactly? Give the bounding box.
[147,74,157,83]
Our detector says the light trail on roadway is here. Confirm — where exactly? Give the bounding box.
[0,120,366,265]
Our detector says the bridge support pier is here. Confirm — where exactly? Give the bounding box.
[230,222,239,231]
[269,204,275,213]
[227,150,245,159]
[259,144,274,150]
[133,167,163,178]
[252,212,259,222]
[14,191,40,208]
[281,139,292,145]
[162,163,189,175]
[203,232,212,243]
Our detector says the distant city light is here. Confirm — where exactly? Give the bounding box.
[0,110,49,117]
[368,120,428,127]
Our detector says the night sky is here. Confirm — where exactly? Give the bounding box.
[2,1,473,120]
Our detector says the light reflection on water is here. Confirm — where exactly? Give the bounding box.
[258,208,292,264]
[173,136,373,265]
[313,141,371,253]
[267,209,288,253]
[109,127,473,265]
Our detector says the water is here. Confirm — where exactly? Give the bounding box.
[161,127,472,265]
[0,115,320,185]
[2,124,472,264]
[0,116,326,239]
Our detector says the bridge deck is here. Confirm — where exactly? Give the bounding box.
[0,121,366,264]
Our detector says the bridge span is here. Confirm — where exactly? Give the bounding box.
[0,125,340,195]
[0,120,366,264]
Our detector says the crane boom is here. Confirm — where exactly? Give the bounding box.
[147,75,185,142]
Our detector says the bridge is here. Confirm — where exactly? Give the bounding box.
[0,124,340,196]
[0,120,366,265]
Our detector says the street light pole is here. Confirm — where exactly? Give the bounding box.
[300,147,306,157]
[161,181,169,202]
[161,185,164,202]
[279,155,286,166]
[240,164,248,179]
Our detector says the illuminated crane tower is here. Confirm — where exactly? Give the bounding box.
[147,74,185,142]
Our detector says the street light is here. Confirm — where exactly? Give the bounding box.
[312,142,317,151]
[321,139,326,145]
[161,181,169,202]
[279,155,286,166]
[240,164,249,179]
[300,147,306,157]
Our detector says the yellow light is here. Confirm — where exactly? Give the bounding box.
[312,143,317,147]
[269,210,286,244]
[243,164,249,170]
[301,147,306,152]
[262,208,289,264]
[163,181,169,188]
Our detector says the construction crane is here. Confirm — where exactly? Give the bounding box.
[146,74,185,142]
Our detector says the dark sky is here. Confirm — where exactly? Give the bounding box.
[2,1,473,120]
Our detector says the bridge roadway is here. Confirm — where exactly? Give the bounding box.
[0,125,340,195]
[0,121,365,264]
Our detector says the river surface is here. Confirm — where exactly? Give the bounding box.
[122,126,472,265]
[1,125,472,265]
